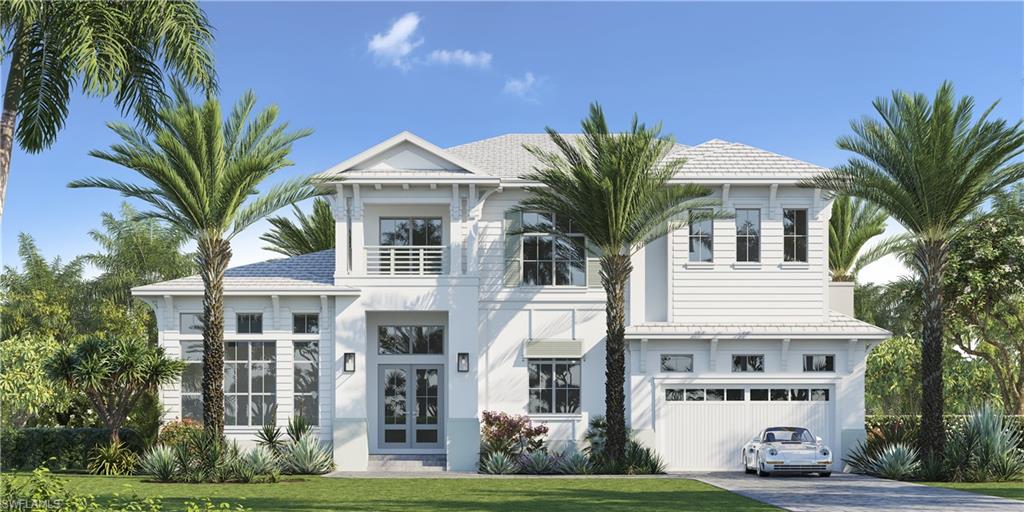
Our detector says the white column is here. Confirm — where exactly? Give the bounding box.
[449,184,462,276]
[350,184,365,276]
[333,184,349,281]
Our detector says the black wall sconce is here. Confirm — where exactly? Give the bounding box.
[457,352,470,372]
[343,352,356,373]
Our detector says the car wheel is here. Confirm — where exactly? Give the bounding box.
[756,462,769,477]
[819,472,832,477]
[743,455,754,474]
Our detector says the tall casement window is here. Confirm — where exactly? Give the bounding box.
[180,341,277,426]
[735,209,761,263]
[293,313,319,334]
[236,313,263,334]
[732,354,765,373]
[294,341,319,425]
[379,217,443,246]
[783,209,808,262]
[688,209,713,262]
[378,326,444,355]
[528,359,581,414]
[522,211,585,286]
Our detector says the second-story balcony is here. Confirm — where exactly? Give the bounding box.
[365,245,448,276]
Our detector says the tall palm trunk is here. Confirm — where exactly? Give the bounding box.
[917,240,948,460]
[0,34,25,222]
[601,254,632,465]
[198,237,232,436]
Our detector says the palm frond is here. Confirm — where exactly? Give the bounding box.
[260,198,336,257]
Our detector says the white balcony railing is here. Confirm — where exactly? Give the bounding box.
[365,245,448,276]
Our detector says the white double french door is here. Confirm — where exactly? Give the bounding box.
[378,364,444,449]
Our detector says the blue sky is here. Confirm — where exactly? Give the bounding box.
[3,1,1021,283]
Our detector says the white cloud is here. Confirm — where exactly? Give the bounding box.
[426,49,492,68]
[503,72,540,100]
[368,12,423,69]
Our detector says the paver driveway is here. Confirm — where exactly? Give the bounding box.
[693,472,1024,511]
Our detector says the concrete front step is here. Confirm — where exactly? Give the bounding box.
[367,454,447,472]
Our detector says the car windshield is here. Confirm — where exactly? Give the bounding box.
[762,428,814,443]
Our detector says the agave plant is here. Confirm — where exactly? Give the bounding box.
[287,416,312,443]
[619,441,667,475]
[139,445,177,482]
[557,452,593,475]
[243,446,281,482]
[280,433,334,475]
[846,441,920,481]
[518,451,554,475]
[946,404,1024,482]
[480,452,519,475]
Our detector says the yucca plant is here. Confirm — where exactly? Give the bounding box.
[70,84,318,435]
[139,445,177,482]
[286,416,312,443]
[256,424,286,454]
[87,440,139,476]
[946,404,1024,482]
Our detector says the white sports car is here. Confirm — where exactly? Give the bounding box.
[741,426,833,477]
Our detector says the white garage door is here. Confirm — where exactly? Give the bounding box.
[656,385,835,471]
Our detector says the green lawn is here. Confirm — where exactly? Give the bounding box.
[55,474,779,512]
[925,481,1024,501]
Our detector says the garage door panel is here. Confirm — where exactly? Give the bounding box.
[657,386,835,471]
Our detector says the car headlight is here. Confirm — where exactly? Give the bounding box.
[767,448,778,456]
[820,448,830,457]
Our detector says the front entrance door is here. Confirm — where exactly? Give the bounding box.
[378,365,444,449]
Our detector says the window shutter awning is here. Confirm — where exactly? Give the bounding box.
[523,338,584,359]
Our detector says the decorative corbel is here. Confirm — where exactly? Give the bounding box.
[709,337,719,371]
[780,338,791,371]
[271,295,280,331]
[722,183,731,207]
[848,339,859,373]
[639,339,648,374]
[769,184,779,219]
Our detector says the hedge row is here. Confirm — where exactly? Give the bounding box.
[0,428,144,471]
[865,415,1024,448]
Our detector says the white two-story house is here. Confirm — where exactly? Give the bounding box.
[134,131,890,472]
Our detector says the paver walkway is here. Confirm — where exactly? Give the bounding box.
[693,472,1024,511]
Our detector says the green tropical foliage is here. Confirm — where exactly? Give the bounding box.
[0,333,63,427]
[828,195,906,282]
[69,84,317,435]
[261,198,335,256]
[0,0,217,218]
[46,334,184,443]
[520,103,716,465]
[802,81,1024,458]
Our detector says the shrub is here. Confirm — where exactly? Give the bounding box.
[946,404,1024,482]
[557,452,593,475]
[280,432,334,475]
[480,411,548,456]
[845,441,920,480]
[618,441,666,475]
[157,419,202,448]
[480,452,519,475]
[518,451,555,475]
[286,416,311,443]
[0,427,145,471]
[88,440,139,475]
[242,446,280,482]
[140,445,177,482]
[256,424,286,454]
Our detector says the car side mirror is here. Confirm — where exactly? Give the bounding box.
[815,436,823,443]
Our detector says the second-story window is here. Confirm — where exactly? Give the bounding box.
[237,313,263,334]
[522,211,585,286]
[688,209,713,262]
[783,209,808,262]
[380,218,443,246]
[293,313,319,334]
[735,209,761,263]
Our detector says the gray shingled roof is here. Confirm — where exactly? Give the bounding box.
[625,311,891,339]
[134,249,337,292]
[446,134,826,181]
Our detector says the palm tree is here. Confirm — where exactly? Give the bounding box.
[521,103,716,465]
[802,82,1024,460]
[69,85,317,436]
[0,1,216,220]
[828,195,906,282]
[261,198,335,256]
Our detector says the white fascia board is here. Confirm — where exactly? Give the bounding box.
[625,332,890,341]
[314,131,493,181]
[132,287,360,297]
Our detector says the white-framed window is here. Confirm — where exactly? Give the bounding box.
[528,359,581,414]
[180,313,203,334]
[732,354,765,372]
[521,211,586,286]
[783,209,808,262]
[180,340,278,426]
[660,354,694,372]
[665,388,744,402]
[735,209,761,263]
[803,354,835,372]
[293,313,319,334]
[293,341,319,426]
[688,209,714,262]
[378,326,444,355]
[750,388,831,401]
[236,313,263,334]
[379,217,443,246]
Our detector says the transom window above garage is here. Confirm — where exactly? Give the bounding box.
[749,388,830,401]
[660,354,693,372]
[665,388,744,401]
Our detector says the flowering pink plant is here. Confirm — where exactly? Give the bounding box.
[480,410,549,455]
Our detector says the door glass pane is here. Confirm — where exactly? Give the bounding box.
[416,430,438,443]
[378,326,410,354]
[416,369,438,425]
[384,429,406,443]
[383,369,407,425]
